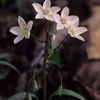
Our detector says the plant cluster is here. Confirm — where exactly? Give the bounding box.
[9,0,88,100]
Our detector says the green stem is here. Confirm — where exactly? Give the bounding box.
[26,55,43,92]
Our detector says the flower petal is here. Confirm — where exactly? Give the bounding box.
[67,15,79,23]
[57,24,64,30]
[35,14,44,19]
[18,16,26,29]
[45,15,54,21]
[32,3,43,14]
[75,35,85,41]
[49,6,61,15]
[43,0,51,9]
[25,32,30,39]
[67,16,79,26]
[76,27,88,35]
[27,21,33,31]
[54,14,61,24]
[61,7,69,18]
[14,35,24,44]
[10,26,22,35]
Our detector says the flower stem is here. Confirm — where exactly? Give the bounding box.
[54,35,70,51]
[43,26,49,100]
[54,36,67,51]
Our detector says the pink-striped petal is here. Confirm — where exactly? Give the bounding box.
[75,35,85,41]
[27,21,33,31]
[45,15,54,21]
[76,27,88,35]
[67,16,79,23]
[61,7,69,18]
[49,6,61,15]
[18,16,26,29]
[35,14,44,19]
[54,14,61,24]
[14,35,24,44]
[32,3,43,14]
[10,26,22,35]
[43,0,51,9]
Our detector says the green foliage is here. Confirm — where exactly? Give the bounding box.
[24,92,32,100]
[7,92,39,100]
[51,25,58,35]
[32,80,39,92]
[49,86,86,100]
[48,47,54,58]
[48,50,61,68]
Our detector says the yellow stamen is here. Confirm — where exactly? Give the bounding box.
[68,27,75,37]
[61,18,66,24]
[43,10,49,15]
[23,28,28,34]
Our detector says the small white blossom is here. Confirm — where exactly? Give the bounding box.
[10,16,33,44]
[68,18,88,41]
[54,7,78,30]
[32,0,60,21]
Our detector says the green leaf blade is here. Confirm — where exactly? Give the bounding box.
[49,87,86,100]
[7,92,39,100]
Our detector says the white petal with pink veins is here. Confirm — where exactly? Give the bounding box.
[18,16,26,29]
[43,0,51,9]
[49,7,61,15]
[61,7,69,18]
[27,21,33,31]
[32,3,43,14]
[76,27,88,35]
[14,35,24,44]
[10,26,22,35]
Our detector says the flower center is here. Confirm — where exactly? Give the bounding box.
[23,28,28,34]
[68,27,75,37]
[43,10,49,15]
[61,18,66,24]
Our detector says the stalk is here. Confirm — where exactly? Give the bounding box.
[43,24,49,100]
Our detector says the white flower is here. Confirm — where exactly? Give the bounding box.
[10,16,33,44]
[32,0,61,21]
[68,18,88,41]
[54,7,78,30]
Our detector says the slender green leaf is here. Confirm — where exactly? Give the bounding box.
[49,86,86,100]
[25,92,32,100]
[7,92,39,100]
[32,80,39,92]
[0,61,21,75]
